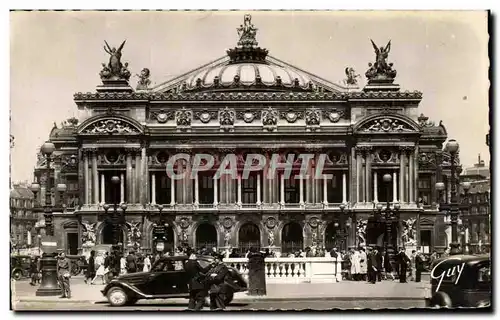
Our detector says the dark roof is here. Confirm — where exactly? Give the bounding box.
[433,254,490,271]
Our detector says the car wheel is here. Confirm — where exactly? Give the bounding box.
[107,287,128,307]
[12,270,22,280]
[224,290,234,305]
[430,292,452,308]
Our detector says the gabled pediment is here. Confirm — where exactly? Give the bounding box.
[78,113,144,136]
[354,114,420,134]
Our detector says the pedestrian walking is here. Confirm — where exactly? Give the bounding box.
[126,251,138,273]
[375,247,383,282]
[143,254,151,272]
[120,254,127,275]
[84,250,96,284]
[415,248,424,283]
[185,249,212,311]
[350,248,360,281]
[57,253,72,298]
[367,247,377,284]
[205,254,230,311]
[396,247,410,283]
[92,252,106,285]
[29,256,39,286]
[359,247,367,281]
[409,250,416,281]
[383,250,396,280]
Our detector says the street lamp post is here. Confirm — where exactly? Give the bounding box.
[376,174,400,254]
[102,176,127,249]
[436,139,461,255]
[153,204,168,253]
[29,141,67,296]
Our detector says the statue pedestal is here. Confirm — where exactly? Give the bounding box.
[97,78,133,93]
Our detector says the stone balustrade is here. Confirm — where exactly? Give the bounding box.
[223,257,343,283]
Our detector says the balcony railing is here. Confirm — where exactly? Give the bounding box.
[223,257,343,283]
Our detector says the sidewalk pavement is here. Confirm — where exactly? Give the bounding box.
[12,278,431,305]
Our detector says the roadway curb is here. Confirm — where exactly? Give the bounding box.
[14,296,426,305]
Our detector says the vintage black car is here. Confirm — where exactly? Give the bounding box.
[426,254,491,308]
[102,255,248,307]
[11,255,35,280]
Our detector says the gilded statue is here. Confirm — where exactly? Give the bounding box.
[100,40,130,80]
[365,39,397,80]
[237,14,258,48]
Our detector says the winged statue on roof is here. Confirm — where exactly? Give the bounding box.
[365,39,397,81]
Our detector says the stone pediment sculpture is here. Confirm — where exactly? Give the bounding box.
[81,221,97,247]
[356,219,367,247]
[136,68,151,90]
[267,229,275,247]
[82,119,141,135]
[365,39,397,81]
[401,218,417,246]
[224,229,232,247]
[360,117,415,133]
[100,40,131,81]
[344,67,360,85]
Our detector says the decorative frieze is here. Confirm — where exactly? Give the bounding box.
[360,118,414,133]
[280,109,304,123]
[175,107,193,131]
[323,108,345,123]
[236,110,260,123]
[219,107,235,132]
[261,107,278,132]
[305,107,321,132]
[82,119,140,135]
[150,109,174,123]
[194,109,217,123]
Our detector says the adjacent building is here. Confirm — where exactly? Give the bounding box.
[31,15,461,256]
[10,183,37,250]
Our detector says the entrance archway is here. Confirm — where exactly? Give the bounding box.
[195,223,217,250]
[238,222,260,251]
[281,222,303,254]
[101,223,124,245]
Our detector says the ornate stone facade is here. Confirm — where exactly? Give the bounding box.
[34,15,460,256]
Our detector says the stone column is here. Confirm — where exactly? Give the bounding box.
[342,172,347,203]
[399,149,406,203]
[213,177,218,207]
[280,173,285,205]
[323,175,328,205]
[256,173,262,206]
[120,173,125,203]
[373,171,378,203]
[100,173,105,204]
[170,176,175,206]
[299,174,304,206]
[409,151,414,203]
[393,172,398,202]
[413,147,419,204]
[141,146,148,205]
[151,173,156,205]
[356,149,363,203]
[92,151,99,204]
[134,151,141,204]
[126,151,133,203]
[194,172,199,206]
[365,149,372,202]
[237,173,242,207]
[83,151,89,205]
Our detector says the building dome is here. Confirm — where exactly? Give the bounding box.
[184,60,314,91]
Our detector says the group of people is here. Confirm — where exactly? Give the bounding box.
[342,246,428,283]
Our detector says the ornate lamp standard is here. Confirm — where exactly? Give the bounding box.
[460,181,471,254]
[376,174,400,253]
[28,141,67,296]
[435,139,461,255]
[338,203,351,250]
[102,176,127,249]
[153,204,168,253]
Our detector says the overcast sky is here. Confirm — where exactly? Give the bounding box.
[10,11,489,182]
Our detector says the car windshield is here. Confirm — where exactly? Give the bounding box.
[151,259,185,272]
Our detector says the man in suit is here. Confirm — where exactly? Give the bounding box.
[126,251,137,273]
[205,254,230,310]
[414,247,425,283]
[375,247,383,282]
[367,247,377,284]
[185,249,213,311]
[395,247,410,283]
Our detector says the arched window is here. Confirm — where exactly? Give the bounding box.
[195,223,217,250]
[238,223,260,251]
[281,222,303,254]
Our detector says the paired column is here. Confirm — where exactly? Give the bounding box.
[299,175,304,205]
[364,149,372,202]
[323,175,328,205]
[151,173,157,205]
[280,173,285,205]
[134,151,141,204]
[92,151,99,204]
[237,174,242,207]
[126,151,133,204]
[399,148,406,203]
[194,172,199,206]
[213,177,218,207]
[409,151,414,203]
[120,173,125,203]
[100,174,105,203]
[355,149,362,203]
[342,172,347,204]
[170,176,175,206]
[256,173,262,206]
[83,151,89,205]
[373,171,378,203]
[393,172,398,202]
